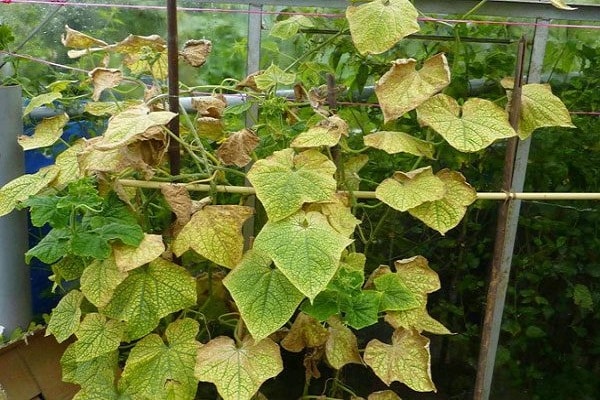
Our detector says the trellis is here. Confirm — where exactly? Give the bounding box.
[3,1,600,399]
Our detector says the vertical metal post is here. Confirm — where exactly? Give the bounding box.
[473,19,550,400]
[167,0,181,176]
[0,85,31,335]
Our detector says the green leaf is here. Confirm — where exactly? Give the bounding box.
[408,169,477,235]
[223,249,304,341]
[62,344,119,390]
[25,227,71,264]
[364,131,435,158]
[23,195,70,228]
[374,273,419,312]
[375,54,450,122]
[46,290,84,343]
[341,290,381,329]
[301,290,340,321]
[121,319,201,400]
[573,284,594,311]
[74,313,125,362]
[70,229,112,259]
[417,94,516,152]
[113,233,165,272]
[254,64,296,91]
[270,15,314,40]
[254,210,353,300]
[364,328,435,392]
[247,149,337,221]
[346,0,419,55]
[18,113,69,150]
[23,92,62,117]
[0,166,59,217]
[94,222,145,246]
[325,317,362,370]
[376,167,447,212]
[195,337,283,400]
[517,83,575,139]
[80,257,128,308]
[173,205,253,268]
[103,258,197,340]
[291,115,349,148]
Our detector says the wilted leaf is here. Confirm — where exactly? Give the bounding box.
[217,128,260,167]
[191,95,227,118]
[173,205,253,268]
[254,64,296,91]
[103,258,196,340]
[385,307,450,335]
[113,233,165,272]
[254,210,353,300]
[417,94,516,152]
[325,317,362,369]
[84,100,143,116]
[247,148,337,221]
[0,166,59,217]
[281,313,329,352]
[161,184,192,234]
[23,92,62,117]
[364,328,435,392]
[376,167,447,212]
[343,154,369,191]
[195,337,283,400]
[62,25,108,48]
[550,0,577,10]
[18,113,69,150]
[517,83,575,139]
[375,54,450,122]
[346,0,419,55]
[89,68,123,101]
[408,169,476,234]
[80,257,128,309]
[306,193,360,238]
[46,290,84,343]
[121,319,201,400]
[181,39,212,67]
[270,15,314,40]
[224,249,304,341]
[291,115,349,148]
[364,131,435,158]
[73,313,124,362]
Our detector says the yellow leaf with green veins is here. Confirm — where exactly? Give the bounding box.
[103,258,196,340]
[121,319,200,400]
[61,345,118,391]
[364,328,435,392]
[46,290,84,343]
[74,313,125,362]
[375,54,450,122]
[0,166,59,217]
[346,0,419,55]
[195,337,283,400]
[18,113,69,150]
[247,149,337,221]
[55,139,85,187]
[364,131,435,158]
[395,256,441,295]
[270,15,314,40]
[223,249,304,341]
[254,210,353,300]
[385,306,451,335]
[173,205,253,268]
[291,115,349,148]
[23,92,62,117]
[80,257,128,308]
[376,167,446,212]
[517,83,575,139]
[417,94,516,152]
[84,100,143,116]
[113,233,165,272]
[306,193,360,237]
[325,317,362,369]
[408,169,476,235]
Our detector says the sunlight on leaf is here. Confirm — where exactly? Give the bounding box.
[23,92,62,117]
[18,113,69,151]
[376,167,446,212]
[113,233,165,272]
[364,131,435,158]
[291,115,349,148]
[346,0,420,55]
[325,317,362,369]
[46,290,84,343]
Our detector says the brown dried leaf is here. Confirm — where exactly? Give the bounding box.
[236,70,263,91]
[181,39,212,67]
[61,25,108,49]
[216,128,260,167]
[89,68,123,101]
[161,185,193,235]
[191,95,227,118]
[113,34,166,54]
[281,313,329,353]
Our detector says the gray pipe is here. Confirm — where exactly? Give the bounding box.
[0,85,31,337]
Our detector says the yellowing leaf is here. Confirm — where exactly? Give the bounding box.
[247,148,337,221]
[325,317,362,369]
[61,345,118,393]
[195,337,283,400]
[408,169,476,235]
[517,83,575,139]
[46,290,84,343]
[23,92,62,117]
[417,94,516,152]
[342,154,369,192]
[84,100,143,116]
[385,307,450,335]
[55,140,85,187]
[18,113,69,150]
[254,64,296,91]
[364,131,435,158]
[217,128,260,167]
[395,256,440,295]
[173,205,253,268]
[550,0,577,10]
[376,167,446,212]
[270,15,314,40]
[254,210,353,300]
[197,117,225,141]
[281,313,329,352]
[368,390,402,400]
[80,257,128,309]
[121,319,201,400]
[306,193,360,237]
[62,25,108,48]
[375,54,450,122]
[0,166,59,217]
[74,313,124,362]
[181,39,212,67]
[291,115,349,148]
[223,249,304,341]
[89,68,123,101]
[346,0,419,55]
[364,328,435,392]
[103,258,196,340]
[113,233,165,272]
